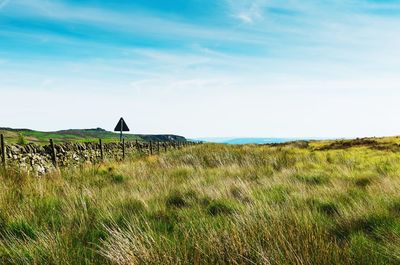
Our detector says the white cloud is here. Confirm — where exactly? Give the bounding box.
[236,13,254,24]
[227,0,267,24]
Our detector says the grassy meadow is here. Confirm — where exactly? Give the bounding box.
[1,138,400,264]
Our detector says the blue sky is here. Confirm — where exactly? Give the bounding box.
[1,0,400,138]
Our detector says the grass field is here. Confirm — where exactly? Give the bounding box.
[1,138,400,264]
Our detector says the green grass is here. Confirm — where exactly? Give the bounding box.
[0,140,400,264]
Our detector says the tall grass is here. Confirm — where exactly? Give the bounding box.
[0,142,399,264]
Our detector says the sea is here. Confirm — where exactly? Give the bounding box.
[193,137,318,145]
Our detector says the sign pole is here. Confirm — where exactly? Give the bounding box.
[99,139,104,161]
[49,139,58,168]
[120,119,123,142]
[122,138,125,160]
[1,134,6,170]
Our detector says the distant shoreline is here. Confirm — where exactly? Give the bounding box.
[194,137,327,144]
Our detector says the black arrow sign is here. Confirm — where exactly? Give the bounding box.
[114,117,130,141]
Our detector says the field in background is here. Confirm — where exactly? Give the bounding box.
[0,127,186,144]
[1,137,400,264]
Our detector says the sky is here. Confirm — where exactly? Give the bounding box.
[1,0,400,138]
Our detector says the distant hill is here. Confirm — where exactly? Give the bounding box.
[0,127,186,144]
[195,137,314,144]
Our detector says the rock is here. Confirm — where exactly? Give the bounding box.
[36,146,45,154]
[10,145,20,154]
[73,153,79,161]
[33,164,46,175]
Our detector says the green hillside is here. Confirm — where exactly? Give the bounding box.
[0,127,186,144]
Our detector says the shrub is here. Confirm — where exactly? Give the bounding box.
[316,201,340,216]
[166,191,187,208]
[110,174,125,184]
[8,219,37,240]
[354,177,373,188]
[333,214,395,240]
[206,200,234,216]
[17,133,27,145]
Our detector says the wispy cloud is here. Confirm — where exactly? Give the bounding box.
[227,0,267,24]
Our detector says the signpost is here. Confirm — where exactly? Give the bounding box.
[1,134,6,170]
[114,117,130,142]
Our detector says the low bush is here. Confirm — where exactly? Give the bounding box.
[354,177,373,188]
[166,191,187,208]
[110,174,125,184]
[316,201,340,216]
[8,219,37,240]
[17,133,27,145]
[333,213,396,240]
[206,200,234,216]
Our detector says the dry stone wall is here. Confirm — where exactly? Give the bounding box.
[1,141,191,175]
